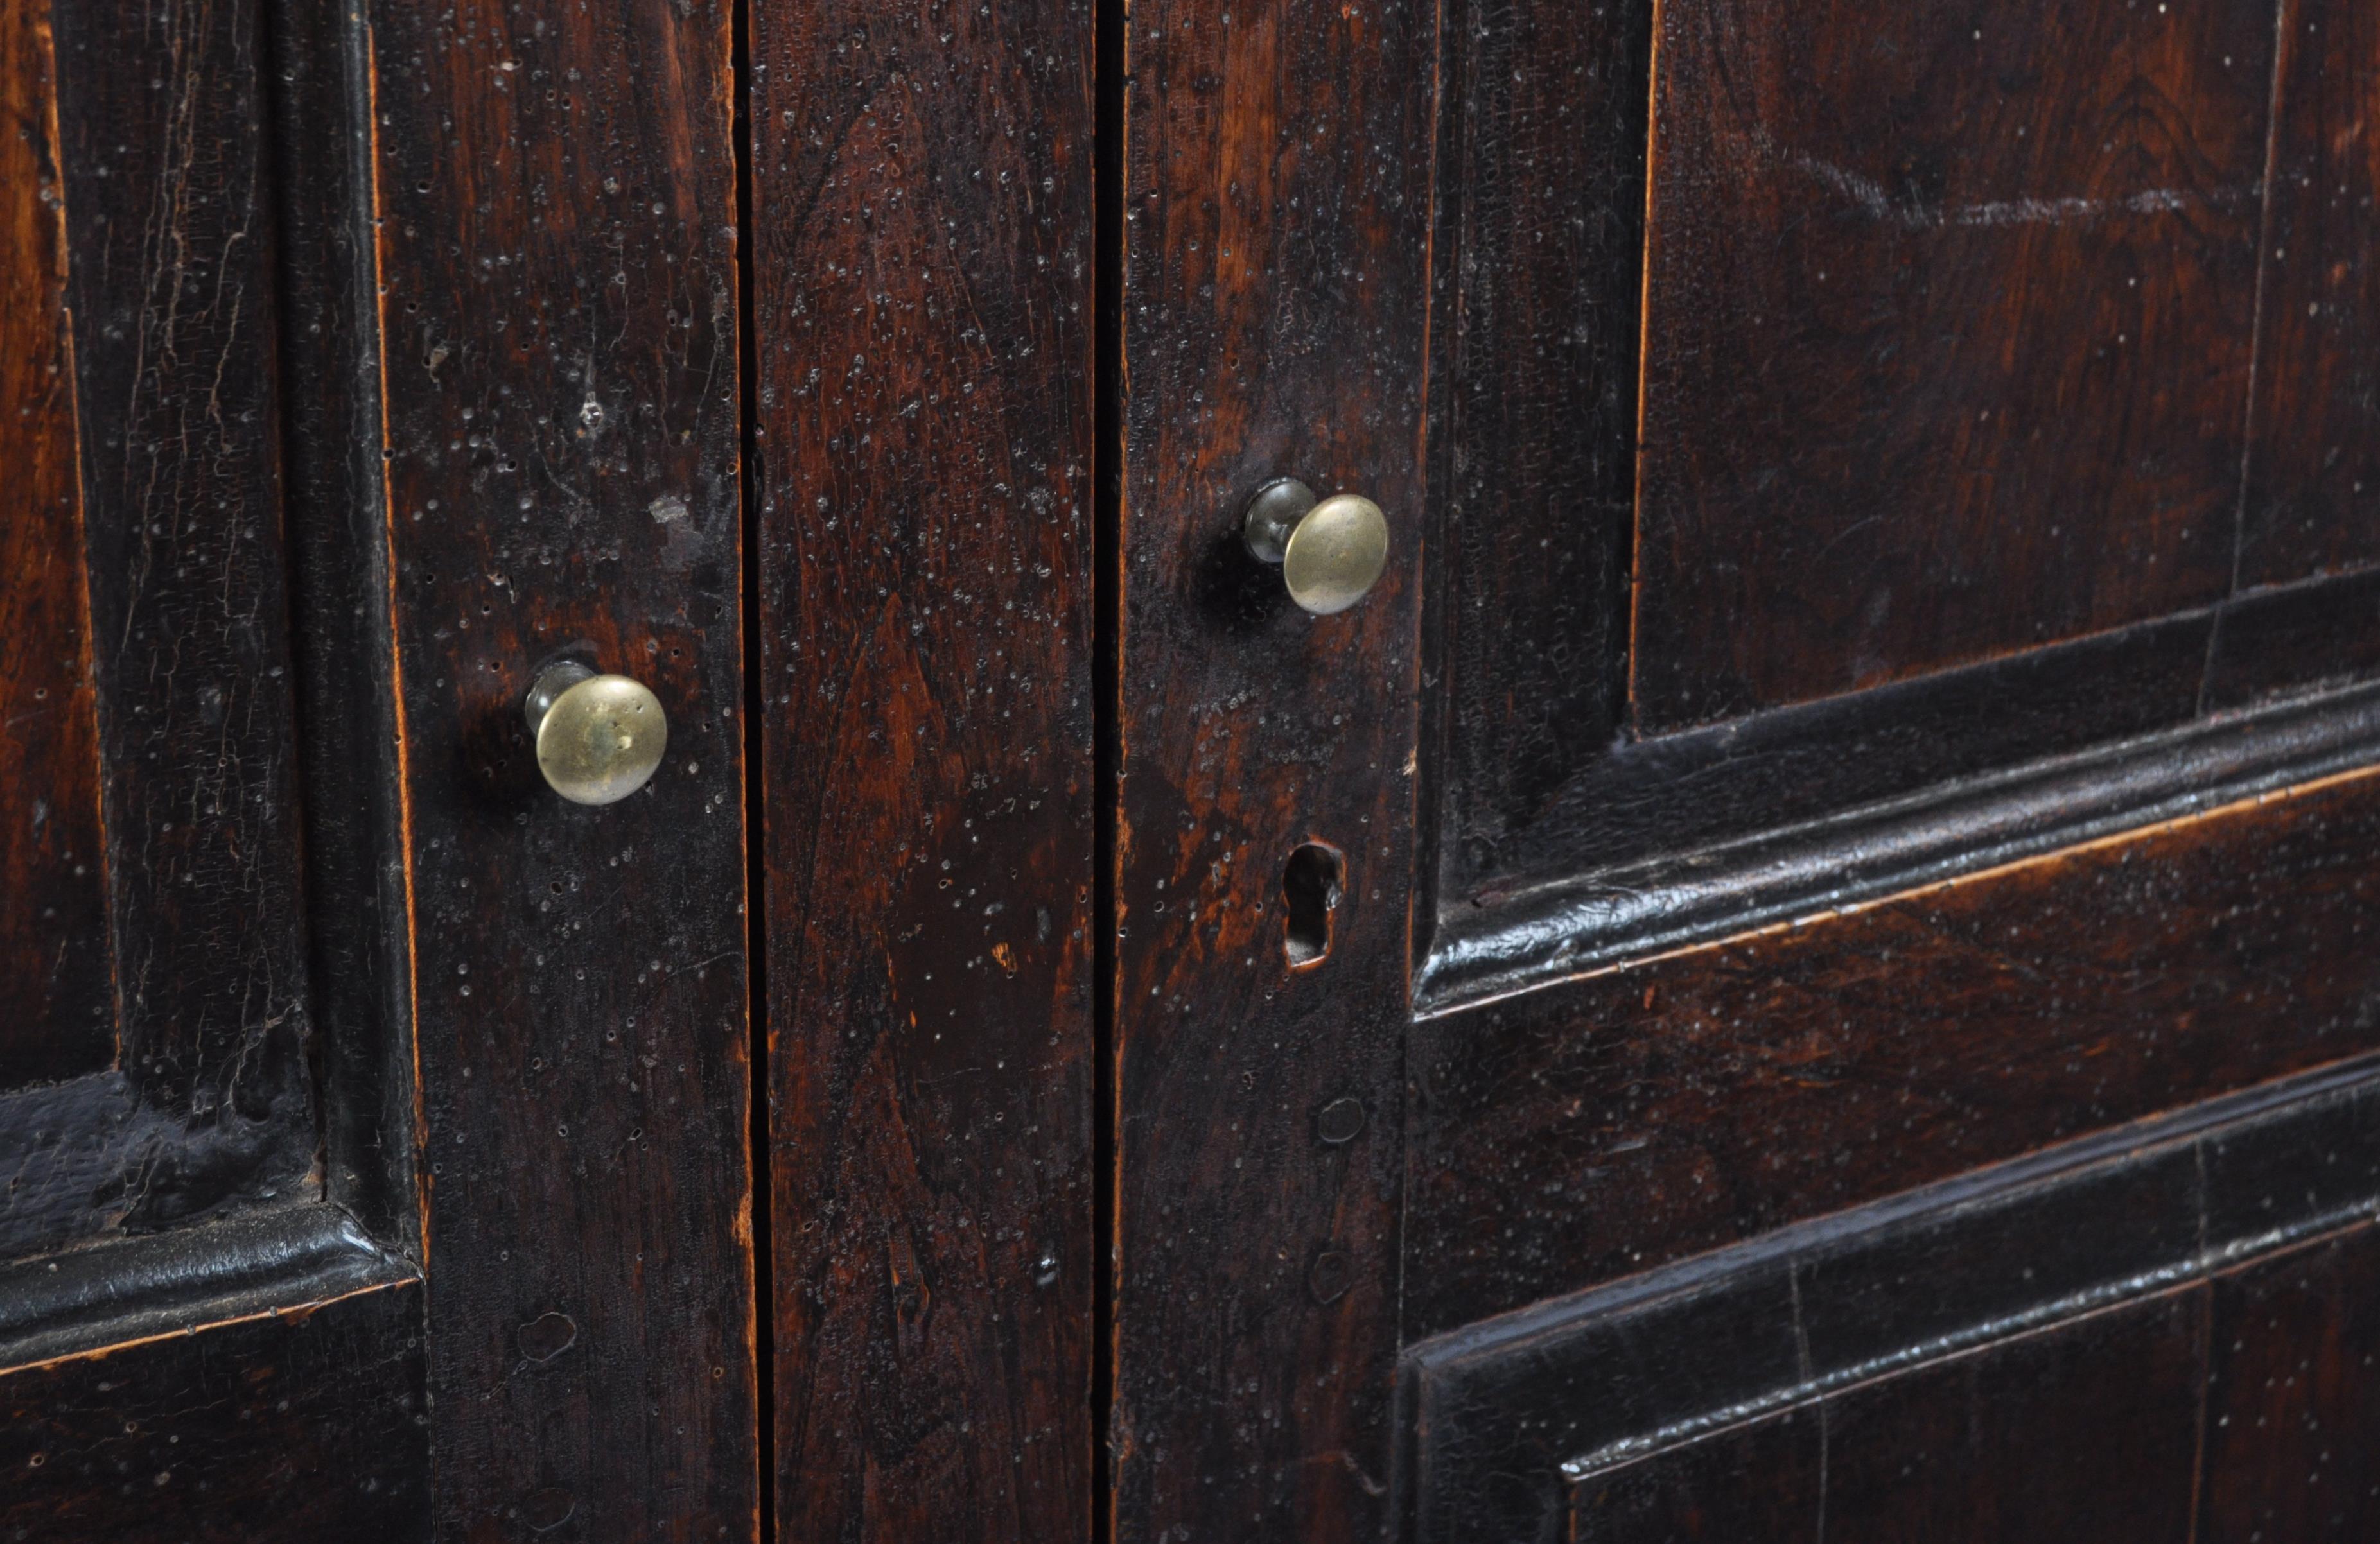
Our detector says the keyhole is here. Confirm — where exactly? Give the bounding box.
[1282,842,1344,967]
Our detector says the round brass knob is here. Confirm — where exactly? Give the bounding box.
[1241,479,1390,615]
[523,661,668,806]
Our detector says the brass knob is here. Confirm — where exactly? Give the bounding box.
[523,661,668,806]
[1241,480,1390,615]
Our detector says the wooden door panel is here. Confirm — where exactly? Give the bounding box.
[1570,1290,2209,1544]
[1635,0,2271,731]
[363,0,757,1531]
[1425,0,2380,1017]
[1410,765,2380,1339]
[1112,0,1436,1536]
[1,0,432,1537]
[749,0,1098,1536]
[1404,1065,2380,1543]
[0,0,110,1086]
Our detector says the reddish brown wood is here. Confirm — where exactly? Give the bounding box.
[0,1281,428,1543]
[748,0,1098,1535]
[365,0,755,1532]
[2201,1222,2380,1538]
[1112,0,1435,1535]
[1632,0,2271,731]
[1411,767,2380,1340]
[2239,0,2380,589]
[0,0,110,1087]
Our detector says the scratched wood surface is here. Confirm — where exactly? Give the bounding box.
[0,0,323,1261]
[1409,768,2380,1342]
[1112,0,1435,1536]
[749,0,1098,1534]
[1632,0,2273,731]
[0,1281,429,1544]
[1569,1290,2207,1544]
[363,0,756,1534]
[0,0,112,1089]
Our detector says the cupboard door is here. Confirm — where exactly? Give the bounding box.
[1403,0,2380,1538]
[1,0,427,1536]
[1113,0,2380,1540]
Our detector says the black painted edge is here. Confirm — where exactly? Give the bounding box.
[0,1202,419,1376]
[1398,1055,2380,1544]
[1417,673,2380,1016]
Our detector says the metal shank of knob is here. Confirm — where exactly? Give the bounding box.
[523,661,669,806]
[1241,478,1391,615]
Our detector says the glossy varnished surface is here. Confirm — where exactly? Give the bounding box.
[0,0,110,1088]
[748,0,1098,1534]
[0,0,322,1260]
[1112,0,1435,1535]
[1412,768,2380,1340]
[364,0,755,1532]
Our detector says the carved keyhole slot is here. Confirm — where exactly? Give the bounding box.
[1282,842,1345,967]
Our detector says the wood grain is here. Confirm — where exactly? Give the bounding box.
[748,0,1098,1536]
[0,0,112,1089]
[34,0,318,1247]
[1632,0,2271,731]
[2239,0,2380,589]
[1410,767,2380,1340]
[1112,0,1435,1535]
[0,1279,428,1544]
[364,0,755,1533]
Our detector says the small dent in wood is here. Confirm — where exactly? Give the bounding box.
[517,1312,577,1364]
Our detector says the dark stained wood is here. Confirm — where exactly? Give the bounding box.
[1819,1289,2206,1543]
[363,0,755,1532]
[0,0,112,1088]
[1568,1407,1821,1544]
[1567,1294,2208,1544]
[2201,1223,2380,1539]
[1426,0,1649,892]
[1410,1059,2380,1543]
[2207,567,2380,711]
[263,0,418,1245]
[2239,0,2380,589]
[0,1279,428,1544]
[13,0,321,1254]
[748,0,1097,1534]
[1410,764,2380,1340]
[1632,0,2270,731]
[1112,0,1435,1535]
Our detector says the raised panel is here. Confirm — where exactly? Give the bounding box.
[1634,0,2268,731]
[1404,1066,2380,1544]
[1411,766,2380,1341]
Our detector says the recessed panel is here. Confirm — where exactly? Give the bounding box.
[1632,0,2270,731]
